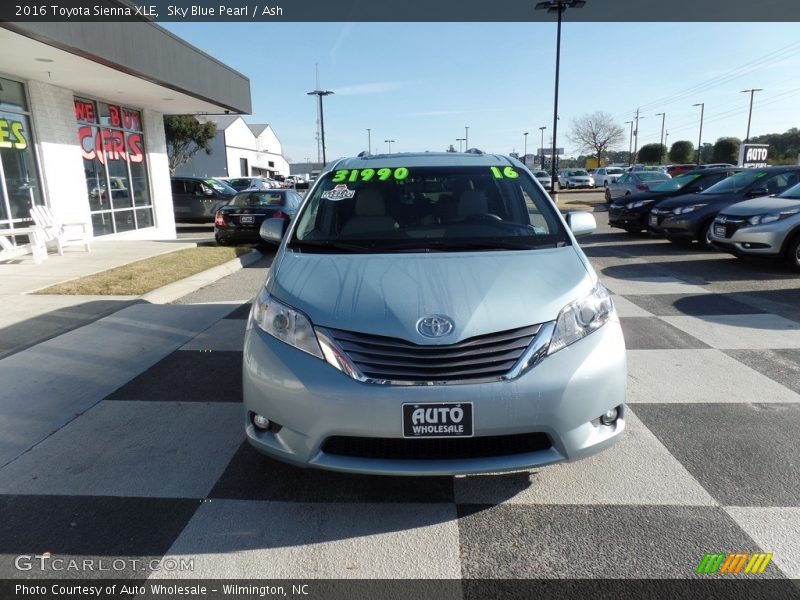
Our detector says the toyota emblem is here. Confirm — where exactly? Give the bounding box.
[417,315,455,338]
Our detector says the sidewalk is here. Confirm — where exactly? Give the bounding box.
[0,239,254,359]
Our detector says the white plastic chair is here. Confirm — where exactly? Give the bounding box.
[0,227,48,263]
[29,205,91,255]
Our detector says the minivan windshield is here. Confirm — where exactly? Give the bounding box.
[779,181,800,200]
[701,170,765,195]
[607,168,624,175]
[205,178,237,195]
[290,165,568,253]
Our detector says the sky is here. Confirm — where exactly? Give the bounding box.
[164,21,800,163]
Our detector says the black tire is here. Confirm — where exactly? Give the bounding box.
[699,219,716,250]
[215,235,228,246]
[605,188,612,203]
[623,227,641,234]
[786,234,800,270]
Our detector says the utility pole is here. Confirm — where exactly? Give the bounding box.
[523,132,529,165]
[632,108,643,165]
[539,126,547,169]
[456,137,466,152]
[624,120,633,166]
[692,102,704,165]
[740,88,763,143]
[655,112,666,164]
[465,126,470,150]
[366,128,371,154]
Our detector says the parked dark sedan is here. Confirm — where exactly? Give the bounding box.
[214,189,304,245]
[609,168,741,233]
[648,166,800,248]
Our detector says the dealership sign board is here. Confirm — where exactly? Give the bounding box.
[738,144,769,168]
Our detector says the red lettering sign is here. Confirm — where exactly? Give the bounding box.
[74,100,95,123]
[108,105,122,128]
[79,127,144,165]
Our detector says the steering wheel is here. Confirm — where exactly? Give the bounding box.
[464,213,503,223]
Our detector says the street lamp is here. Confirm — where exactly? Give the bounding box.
[523,132,529,165]
[307,89,334,164]
[366,128,371,153]
[624,120,633,166]
[692,102,704,165]
[456,137,466,152]
[385,139,395,153]
[740,88,763,143]
[465,126,469,150]
[535,0,586,193]
[538,126,547,169]
[655,112,666,164]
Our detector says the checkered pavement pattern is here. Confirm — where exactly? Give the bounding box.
[1,263,799,583]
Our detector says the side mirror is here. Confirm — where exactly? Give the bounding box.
[747,187,769,198]
[565,211,596,238]
[259,217,288,243]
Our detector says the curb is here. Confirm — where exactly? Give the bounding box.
[142,248,264,304]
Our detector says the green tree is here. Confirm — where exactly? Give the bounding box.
[637,143,666,164]
[751,128,800,164]
[163,115,218,174]
[668,140,695,163]
[446,144,457,153]
[712,137,741,164]
[567,112,625,170]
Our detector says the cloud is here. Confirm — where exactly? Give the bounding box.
[333,80,417,96]
[406,108,502,117]
[329,23,355,64]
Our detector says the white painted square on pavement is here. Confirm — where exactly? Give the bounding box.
[662,314,800,350]
[724,507,800,579]
[181,319,247,351]
[611,294,654,318]
[154,500,462,580]
[0,400,243,498]
[627,349,800,404]
[601,275,710,297]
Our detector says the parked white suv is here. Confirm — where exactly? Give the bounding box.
[593,167,626,188]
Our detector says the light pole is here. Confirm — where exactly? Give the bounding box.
[536,0,586,194]
[538,126,547,169]
[664,131,669,156]
[366,128,371,153]
[385,139,395,153]
[456,137,466,152]
[307,89,334,164]
[740,88,763,143]
[624,120,633,166]
[655,112,666,164]
[465,126,469,150]
[523,132,529,165]
[633,109,643,165]
[692,102,704,165]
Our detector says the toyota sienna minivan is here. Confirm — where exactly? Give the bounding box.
[243,151,626,475]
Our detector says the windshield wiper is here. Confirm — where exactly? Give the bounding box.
[381,239,564,252]
[288,240,372,253]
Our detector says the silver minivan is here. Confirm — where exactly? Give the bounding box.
[243,152,626,475]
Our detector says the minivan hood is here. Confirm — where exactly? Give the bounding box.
[269,247,593,344]
[721,197,800,216]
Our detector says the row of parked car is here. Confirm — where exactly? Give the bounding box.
[534,163,737,191]
[607,166,800,269]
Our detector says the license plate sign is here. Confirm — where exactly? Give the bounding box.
[649,214,658,227]
[402,403,473,438]
[240,215,254,224]
[714,224,726,238]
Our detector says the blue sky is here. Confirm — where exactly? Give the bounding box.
[164,21,800,162]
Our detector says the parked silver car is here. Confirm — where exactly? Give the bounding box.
[605,170,671,202]
[242,152,626,475]
[533,170,552,188]
[710,180,800,269]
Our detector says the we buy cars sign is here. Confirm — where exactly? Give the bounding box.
[738,144,770,168]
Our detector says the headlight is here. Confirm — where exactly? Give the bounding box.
[626,199,655,209]
[746,209,800,226]
[548,283,614,355]
[249,287,323,359]
[673,203,708,215]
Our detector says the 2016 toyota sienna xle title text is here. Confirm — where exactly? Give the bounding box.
[242,151,626,476]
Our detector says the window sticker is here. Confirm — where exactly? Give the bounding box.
[331,167,409,183]
[321,184,356,201]
[490,166,519,179]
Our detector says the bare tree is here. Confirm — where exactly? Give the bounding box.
[567,112,625,168]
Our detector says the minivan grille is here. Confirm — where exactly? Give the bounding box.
[321,433,552,460]
[327,324,540,382]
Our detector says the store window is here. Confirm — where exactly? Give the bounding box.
[0,76,44,230]
[75,97,154,235]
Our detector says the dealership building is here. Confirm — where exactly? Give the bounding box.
[0,21,250,240]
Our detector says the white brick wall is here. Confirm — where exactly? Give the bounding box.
[26,80,90,228]
[141,108,176,240]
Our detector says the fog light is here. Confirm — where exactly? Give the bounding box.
[600,408,619,426]
[252,413,271,430]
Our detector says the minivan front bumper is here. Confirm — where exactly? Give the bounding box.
[242,319,627,476]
